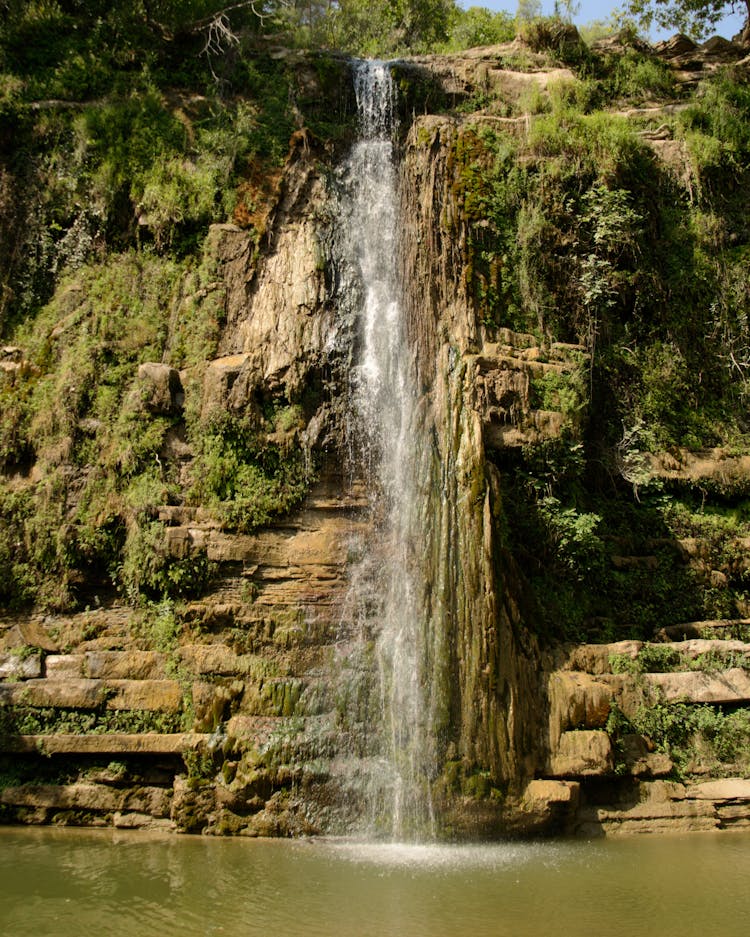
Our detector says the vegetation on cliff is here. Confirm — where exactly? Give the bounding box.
[435,39,750,642]
[1,3,750,836]
[0,12,349,610]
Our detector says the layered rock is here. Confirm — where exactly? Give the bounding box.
[3,45,750,840]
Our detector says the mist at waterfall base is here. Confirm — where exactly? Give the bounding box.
[2,827,750,937]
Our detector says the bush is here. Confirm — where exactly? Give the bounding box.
[188,412,312,533]
[445,7,515,51]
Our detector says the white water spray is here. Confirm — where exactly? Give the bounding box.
[342,60,435,840]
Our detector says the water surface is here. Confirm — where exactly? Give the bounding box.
[1,828,749,937]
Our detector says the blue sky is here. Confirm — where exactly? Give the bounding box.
[470,1,747,40]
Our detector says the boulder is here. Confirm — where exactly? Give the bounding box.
[548,730,614,778]
[510,780,580,835]
[700,36,743,59]
[621,734,673,778]
[547,671,613,747]
[137,362,184,414]
[654,34,698,58]
[202,354,251,416]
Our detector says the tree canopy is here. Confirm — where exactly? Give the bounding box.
[625,0,750,40]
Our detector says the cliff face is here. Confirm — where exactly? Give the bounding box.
[2,36,750,836]
[394,40,750,834]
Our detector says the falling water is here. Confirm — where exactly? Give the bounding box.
[341,60,436,840]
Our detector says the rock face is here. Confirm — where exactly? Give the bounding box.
[2,45,750,839]
[394,113,551,815]
[0,128,370,834]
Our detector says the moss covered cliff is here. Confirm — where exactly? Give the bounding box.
[1,17,750,835]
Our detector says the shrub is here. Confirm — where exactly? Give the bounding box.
[188,412,311,533]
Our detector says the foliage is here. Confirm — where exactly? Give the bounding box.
[595,49,678,103]
[624,0,750,40]
[188,411,311,532]
[0,704,184,736]
[628,700,750,773]
[120,522,215,602]
[271,0,457,54]
[677,69,750,194]
[518,15,590,67]
[0,248,225,609]
[535,496,604,578]
[449,102,651,343]
[443,6,515,51]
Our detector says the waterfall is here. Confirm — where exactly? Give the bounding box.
[340,60,436,840]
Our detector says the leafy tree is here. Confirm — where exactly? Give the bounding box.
[447,5,515,49]
[625,0,750,40]
[554,0,581,22]
[515,0,542,23]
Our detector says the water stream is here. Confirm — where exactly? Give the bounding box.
[340,60,435,839]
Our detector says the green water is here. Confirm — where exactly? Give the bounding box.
[1,828,749,936]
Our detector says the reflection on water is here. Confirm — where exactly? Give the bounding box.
[1,828,750,937]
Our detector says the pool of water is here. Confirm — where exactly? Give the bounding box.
[1,827,749,937]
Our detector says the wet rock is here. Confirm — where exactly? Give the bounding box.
[171,777,216,833]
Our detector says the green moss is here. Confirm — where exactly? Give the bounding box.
[0,705,184,736]
[187,411,312,533]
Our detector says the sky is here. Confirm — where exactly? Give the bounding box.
[471,1,747,41]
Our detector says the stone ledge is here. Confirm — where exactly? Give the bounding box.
[578,816,719,837]
[0,678,183,711]
[685,778,750,801]
[563,639,750,674]
[645,668,750,704]
[0,782,173,816]
[578,798,716,823]
[0,733,208,755]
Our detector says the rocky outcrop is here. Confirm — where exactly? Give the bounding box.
[0,131,370,834]
[534,634,750,834]
[0,471,369,833]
